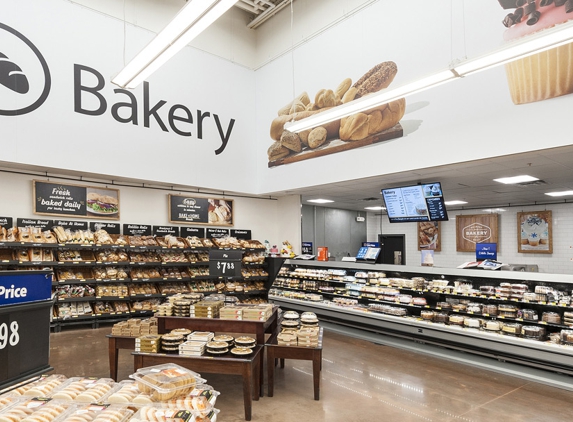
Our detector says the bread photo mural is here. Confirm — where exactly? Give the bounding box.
[268,61,406,166]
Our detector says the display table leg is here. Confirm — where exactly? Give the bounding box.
[108,337,118,381]
[312,349,321,400]
[267,347,275,397]
[242,363,253,421]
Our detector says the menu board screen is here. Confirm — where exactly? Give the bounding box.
[381,182,448,222]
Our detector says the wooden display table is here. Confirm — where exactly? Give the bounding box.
[266,327,323,400]
[106,335,136,381]
[133,346,262,421]
[157,307,279,396]
[156,307,279,344]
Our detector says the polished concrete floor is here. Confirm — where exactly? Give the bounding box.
[48,326,573,421]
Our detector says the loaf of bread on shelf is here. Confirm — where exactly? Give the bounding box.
[339,97,405,141]
[277,91,310,116]
[335,77,352,100]
[270,107,334,141]
[353,61,398,99]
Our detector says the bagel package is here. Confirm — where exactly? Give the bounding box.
[268,60,406,163]
[130,364,206,402]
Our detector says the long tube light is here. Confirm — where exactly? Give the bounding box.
[286,19,573,134]
[112,0,237,89]
[285,69,456,133]
[456,19,573,76]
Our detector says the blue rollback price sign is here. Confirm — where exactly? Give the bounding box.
[0,272,52,307]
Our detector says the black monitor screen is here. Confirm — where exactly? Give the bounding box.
[381,182,449,223]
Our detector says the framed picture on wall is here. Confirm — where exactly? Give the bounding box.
[418,222,441,251]
[456,214,499,252]
[517,211,552,254]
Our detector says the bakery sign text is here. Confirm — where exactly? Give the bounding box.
[74,65,235,155]
[462,223,492,244]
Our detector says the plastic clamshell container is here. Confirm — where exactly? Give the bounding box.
[130,406,219,422]
[0,394,20,409]
[130,364,206,402]
[54,403,134,422]
[48,377,116,402]
[103,380,141,404]
[0,397,72,421]
[9,374,68,397]
[153,385,220,412]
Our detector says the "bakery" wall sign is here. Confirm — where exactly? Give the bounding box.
[169,195,233,226]
[456,214,499,252]
[33,180,120,220]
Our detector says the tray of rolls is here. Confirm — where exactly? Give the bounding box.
[57,250,96,262]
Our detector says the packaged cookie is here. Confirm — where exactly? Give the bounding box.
[49,377,115,402]
[0,397,72,421]
[131,406,219,421]
[130,364,206,401]
[57,403,133,422]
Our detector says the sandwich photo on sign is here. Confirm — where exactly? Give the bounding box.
[86,189,119,216]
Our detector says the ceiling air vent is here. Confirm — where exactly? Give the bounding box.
[516,180,547,187]
[362,197,379,201]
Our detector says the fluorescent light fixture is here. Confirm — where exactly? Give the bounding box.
[285,20,573,133]
[444,200,467,205]
[545,190,573,197]
[455,20,573,76]
[493,175,539,184]
[112,0,237,89]
[285,69,456,133]
[482,208,506,213]
[307,199,334,204]
[364,206,386,210]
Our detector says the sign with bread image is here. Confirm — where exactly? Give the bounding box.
[33,180,120,220]
[268,61,405,166]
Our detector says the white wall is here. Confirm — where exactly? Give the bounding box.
[69,0,257,69]
[367,204,573,274]
[0,171,300,248]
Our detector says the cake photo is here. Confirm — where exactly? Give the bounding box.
[499,0,573,104]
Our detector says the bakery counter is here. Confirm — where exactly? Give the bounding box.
[281,259,573,285]
[270,295,573,374]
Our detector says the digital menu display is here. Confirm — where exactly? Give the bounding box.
[381,182,448,223]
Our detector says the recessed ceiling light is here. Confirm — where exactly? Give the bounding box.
[364,206,386,210]
[545,190,573,197]
[307,199,334,204]
[444,200,467,205]
[493,175,539,184]
[482,208,506,213]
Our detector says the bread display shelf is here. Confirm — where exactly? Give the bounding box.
[57,296,96,303]
[268,123,403,168]
[0,241,58,248]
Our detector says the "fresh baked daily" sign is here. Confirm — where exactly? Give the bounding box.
[33,180,120,220]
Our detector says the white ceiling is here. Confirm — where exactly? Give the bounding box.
[283,145,573,213]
